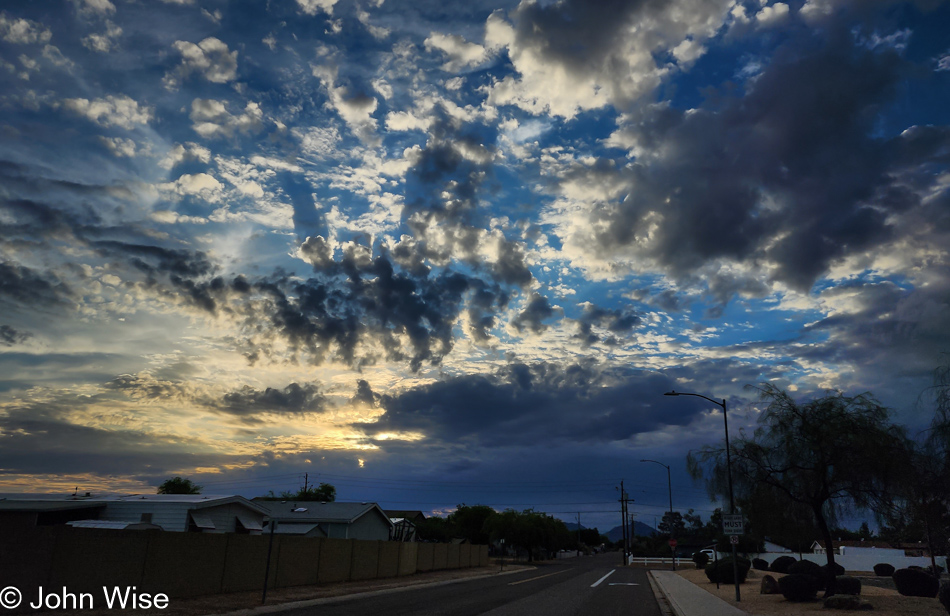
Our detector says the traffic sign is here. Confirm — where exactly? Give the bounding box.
[669,539,677,547]
[722,514,744,535]
[730,535,739,545]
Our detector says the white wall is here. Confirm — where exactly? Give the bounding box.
[755,551,947,573]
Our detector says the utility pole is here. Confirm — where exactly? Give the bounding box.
[303,473,308,492]
[576,512,581,553]
[619,482,627,566]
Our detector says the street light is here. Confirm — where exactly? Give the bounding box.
[664,390,741,602]
[641,459,675,571]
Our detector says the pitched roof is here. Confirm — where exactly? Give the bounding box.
[257,501,392,526]
[0,493,268,514]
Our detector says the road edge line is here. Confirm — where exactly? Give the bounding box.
[209,567,536,616]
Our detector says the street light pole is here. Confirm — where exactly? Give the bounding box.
[665,390,740,602]
[641,459,675,571]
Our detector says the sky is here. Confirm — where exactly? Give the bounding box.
[1,0,949,534]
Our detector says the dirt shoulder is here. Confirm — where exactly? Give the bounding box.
[673,567,945,616]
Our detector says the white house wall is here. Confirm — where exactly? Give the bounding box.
[755,551,948,572]
[348,512,391,541]
[99,501,193,531]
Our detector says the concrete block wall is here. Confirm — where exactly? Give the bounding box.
[1,526,487,605]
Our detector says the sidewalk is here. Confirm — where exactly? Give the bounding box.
[649,570,750,616]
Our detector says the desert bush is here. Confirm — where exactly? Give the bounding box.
[835,576,862,595]
[938,582,950,613]
[873,562,895,576]
[930,564,945,575]
[760,574,780,595]
[692,552,709,569]
[769,555,797,573]
[705,556,751,584]
[752,558,769,570]
[893,567,939,598]
[779,573,819,602]
[788,560,825,590]
[822,562,845,576]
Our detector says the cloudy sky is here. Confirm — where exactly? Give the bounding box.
[1,0,949,532]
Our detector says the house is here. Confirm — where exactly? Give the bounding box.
[0,493,268,534]
[811,539,933,558]
[257,501,393,541]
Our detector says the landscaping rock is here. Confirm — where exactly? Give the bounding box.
[823,595,872,610]
[760,574,780,595]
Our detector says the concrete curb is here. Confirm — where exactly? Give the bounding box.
[208,567,535,616]
[648,570,683,616]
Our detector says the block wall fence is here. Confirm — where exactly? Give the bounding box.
[0,527,488,611]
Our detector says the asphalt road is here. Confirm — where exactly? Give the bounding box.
[279,553,663,616]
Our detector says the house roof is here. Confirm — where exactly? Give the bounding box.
[0,493,269,515]
[258,501,393,526]
[385,510,426,522]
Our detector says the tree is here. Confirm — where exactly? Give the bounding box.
[447,504,495,545]
[687,384,905,597]
[259,482,336,502]
[879,362,950,575]
[157,476,202,494]
[658,511,685,536]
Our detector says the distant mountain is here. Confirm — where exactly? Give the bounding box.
[606,521,657,542]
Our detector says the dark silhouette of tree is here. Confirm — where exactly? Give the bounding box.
[688,384,905,597]
[157,476,202,494]
[447,504,495,545]
[259,482,336,502]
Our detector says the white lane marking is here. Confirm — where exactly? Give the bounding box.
[608,583,639,586]
[508,569,568,585]
[591,569,616,587]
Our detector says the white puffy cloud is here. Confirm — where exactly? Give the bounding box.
[79,0,115,15]
[937,50,950,72]
[483,0,735,119]
[189,99,263,139]
[311,65,380,146]
[356,8,389,39]
[0,13,52,44]
[81,20,122,53]
[62,95,152,129]
[756,3,790,27]
[424,33,488,72]
[159,172,223,199]
[297,0,338,16]
[99,136,138,157]
[159,142,212,169]
[164,37,238,89]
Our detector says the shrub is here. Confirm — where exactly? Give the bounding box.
[822,562,845,577]
[769,555,797,574]
[779,574,819,602]
[760,574,780,595]
[836,576,862,595]
[693,552,709,569]
[938,582,950,614]
[705,556,752,584]
[752,558,769,571]
[931,564,945,575]
[893,567,939,598]
[788,560,825,590]
[873,562,895,576]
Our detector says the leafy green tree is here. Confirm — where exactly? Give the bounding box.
[485,509,572,561]
[688,384,905,597]
[416,516,453,542]
[260,482,336,502]
[658,511,686,536]
[447,504,495,544]
[157,476,202,494]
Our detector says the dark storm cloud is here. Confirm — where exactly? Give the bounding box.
[250,252,509,371]
[574,302,640,346]
[215,382,326,417]
[588,28,950,294]
[351,379,381,407]
[0,400,234,477]
[401,110,534,288]
[0,325,31,346]
[511,292,557,334]
[359,362,705,446]
[0,261,74,307]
